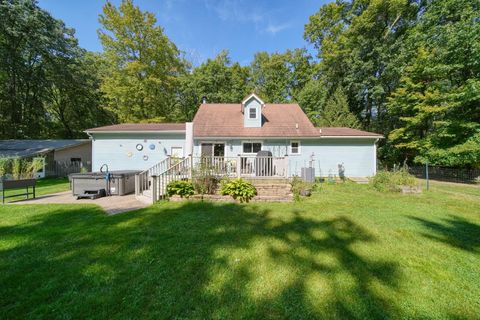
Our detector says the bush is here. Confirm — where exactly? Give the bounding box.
[220,178,257,203]
[369,169,416,192]
[166,180,195,198]
[291,176,315,201]
[193,174,220,195]
[0,157,44,180]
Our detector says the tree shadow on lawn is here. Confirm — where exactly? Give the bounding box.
[408,215,480,253]
[0,203,401,319]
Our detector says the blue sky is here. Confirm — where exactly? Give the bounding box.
[37,0,328,66]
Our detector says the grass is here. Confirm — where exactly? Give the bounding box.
[0,181,479,319]
[1,177,70,202]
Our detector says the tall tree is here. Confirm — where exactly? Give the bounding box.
[296,78,328,124]
[174,50,251,121]
[44,52,113,138]
[250,48,314,103]
[305,0,424,131]
[0,0,107,139]
[387,0,480,167]
[317,87,360,128]
[98,0,186,122]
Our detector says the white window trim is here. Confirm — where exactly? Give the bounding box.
[290,140,301,155]
[241,140,263,155]
[249,107,257,119]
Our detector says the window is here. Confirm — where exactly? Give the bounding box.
[290,141,300,154]
[243,142,262,153]
[201,143,225,157]
[70,157,81,164]
[249,107,256,119]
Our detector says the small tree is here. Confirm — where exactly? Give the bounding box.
[318,87,360,128]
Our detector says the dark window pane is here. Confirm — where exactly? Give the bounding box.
[249,108,256,119]
[243,143,252,153]
[252,143,262,153]
[213,143,224,156]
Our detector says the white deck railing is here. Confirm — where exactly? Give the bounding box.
[136,155,289,202]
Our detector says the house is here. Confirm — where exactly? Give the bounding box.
[0,139,92,177]
[85,94,382,180]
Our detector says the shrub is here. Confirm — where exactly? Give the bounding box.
[369,169,416,192]
[0,158,10,179]
[0,157,44,180]
[193,174,220,195]
[291,176,315,201]
[166,180,195,198]
[220,178,257,203]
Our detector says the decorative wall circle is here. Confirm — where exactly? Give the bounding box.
[136,144,143,151]
[127,151,133,157]
[143,155,149,161]
[149,144,155,150]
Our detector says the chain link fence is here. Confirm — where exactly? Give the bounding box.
[408,166,480,184]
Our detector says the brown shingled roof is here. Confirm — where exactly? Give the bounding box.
[86,123,185,132]
[193,103,320,137]
[317,127,383,137]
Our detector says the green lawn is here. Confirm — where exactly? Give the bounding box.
[0,182,479,319]
[2,177,70,202]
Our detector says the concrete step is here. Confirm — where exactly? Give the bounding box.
[252,195,294,202]
[245,178,290,185]
[142,189,152,198]
[135,194,153,205]
[254,183,291,188]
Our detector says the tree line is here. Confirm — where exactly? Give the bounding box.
[0,0,478,167]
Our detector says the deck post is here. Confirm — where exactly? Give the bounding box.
[284,155,289,178]
[189,154,193,180]
[135,174,140,195]
[236,155,241,178]
[151,175,158,202]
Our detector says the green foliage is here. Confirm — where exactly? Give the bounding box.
[297,79,328,125]
[220,178,257,203]
[193,175,220,195]
[0,158,9,178]
[369,169,416,193]
[290,176,315,201]
[317,87,360,128]
[0,157,44,180]
[166,180,195,198]
[305,0,421,131]
[98,0,187,122]
[0,0,110,139]
[174,50,251,121]
[250,49,314,103]
[386,0,480,167]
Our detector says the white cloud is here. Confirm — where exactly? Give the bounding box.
[265,23,290,35]
[203,0,264,23]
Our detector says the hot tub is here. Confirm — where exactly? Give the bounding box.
[70,170,141,196]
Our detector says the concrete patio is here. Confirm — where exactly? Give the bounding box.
[10,191,149,215]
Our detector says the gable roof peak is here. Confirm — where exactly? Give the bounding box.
[241,93,265,106]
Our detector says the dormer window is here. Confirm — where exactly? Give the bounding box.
[242,93,265,128]
[249,108,257,119]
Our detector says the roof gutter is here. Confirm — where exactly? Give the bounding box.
[193,135,383,140]
[84,130,186,134]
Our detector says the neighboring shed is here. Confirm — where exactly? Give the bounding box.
[0,140,92,177]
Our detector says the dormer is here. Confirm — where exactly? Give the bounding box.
[242,93,264,128]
